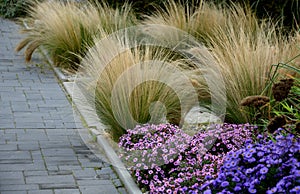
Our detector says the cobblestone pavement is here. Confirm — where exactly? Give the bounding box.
[0,18,127,194]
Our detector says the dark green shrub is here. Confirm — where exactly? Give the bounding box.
[0,0,30,18]
[92,0,199,18]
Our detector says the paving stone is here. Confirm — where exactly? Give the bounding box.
[42,148,75,156]
[18,142,40,151]
[58,165,82,171]
[1,191,27,194]
[24,170,48,176]
[48,170,72,176]
[54,189,80,194]
[0,151,31,160]
[15,122,46,129]
[0,144,17,151]
[0,123,15,129]
[44,156,78,163]
[26,175,75,184]
[0,164,45,171]
[0,178,25,185]
[28,190,54,194]
[96,167,114,175]
[0,184,39,191]
[39,183,78,190]
[77,179,113,186]
[4,129,26,134]
[0,159,32,164]
[46,166,59,171]
[0,18,128,194]
[95,174,110,180]
[79,185,119,194]
[39,141,72,149]
[72,169,96,178]
[0,134,17,141]
[0,171,24,180]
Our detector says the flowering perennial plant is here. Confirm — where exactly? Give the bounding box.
[119,123,254,193]
[201,129,300,194]
[119,123,192,192]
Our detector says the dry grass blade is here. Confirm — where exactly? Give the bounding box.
[24,40,41,62]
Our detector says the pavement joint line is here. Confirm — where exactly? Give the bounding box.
[0,18,130,194]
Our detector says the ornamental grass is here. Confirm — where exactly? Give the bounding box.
[78,35,204,140]
[144,0,300,123]
[16,0,136,70]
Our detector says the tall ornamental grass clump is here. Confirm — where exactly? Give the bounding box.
[144,0,300,123]
[16,0,136,70]
[208,24,300,123]
[78,34,206,140]
[143,0,257,46]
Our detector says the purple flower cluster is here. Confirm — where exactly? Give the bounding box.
[119,123,191,192]
[119,123,254,193]
[201,129,300,193]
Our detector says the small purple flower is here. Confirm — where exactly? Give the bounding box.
[230,160,239,167]
[294,170,300,177]
[248,187,257,193]
[290,186,300,193]
[266,187,277,194]
[221,181,229,187]
[246,168,254,174]
[244,151,253,158]
[232,176,240,182]
[203,189,212,194]
[257,151,264,157]
[234,185,242,191]
[260,166,269,175]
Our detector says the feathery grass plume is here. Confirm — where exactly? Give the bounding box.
[77,31,210,141]
[143,0,219,44]
[204,3,300,123]
[16,0,136,70]
[143,0,258,45]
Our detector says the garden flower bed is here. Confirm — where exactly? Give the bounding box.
[119,124,300,193]
[15,0,300,193]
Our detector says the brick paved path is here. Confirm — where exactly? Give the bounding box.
[0,18,127,194]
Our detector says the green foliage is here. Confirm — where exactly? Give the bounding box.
[241,59,300,134]
[98,0,168,16]
[0,0,30,18]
